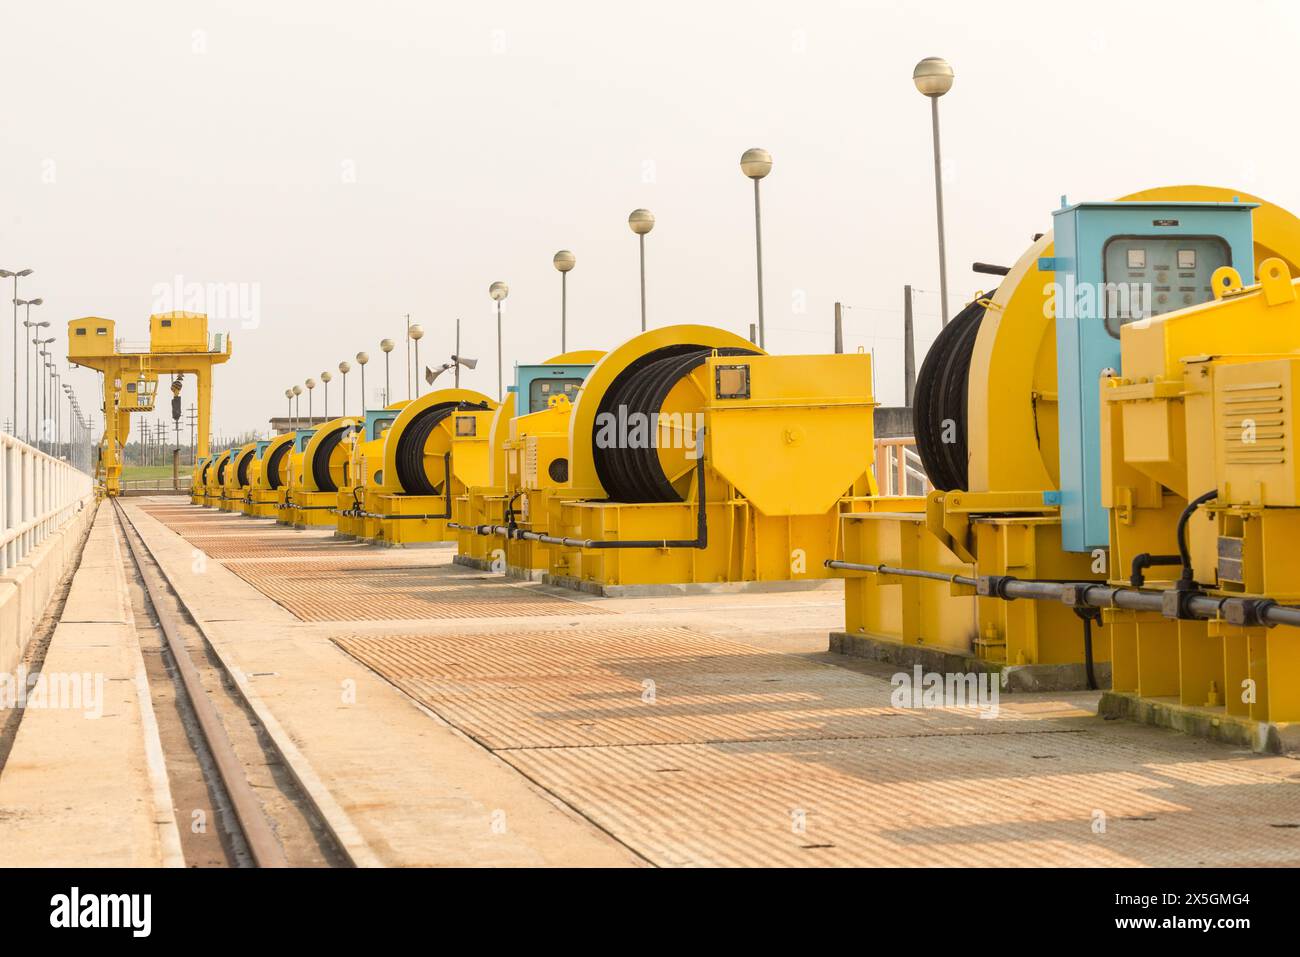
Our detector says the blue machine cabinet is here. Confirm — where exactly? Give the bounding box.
[1043,199,1256,552]
[514,363,593,415]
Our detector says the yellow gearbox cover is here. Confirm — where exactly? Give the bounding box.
[705,353,874,516]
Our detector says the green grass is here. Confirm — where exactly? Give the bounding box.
[121,464,192,481]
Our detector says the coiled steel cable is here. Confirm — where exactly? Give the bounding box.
[592,344,757,502]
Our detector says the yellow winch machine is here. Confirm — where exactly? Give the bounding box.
[279,417,359,528]
[245,433,291,518]
[453,350,603,577]
[829,185,1300,747]
[334,399,409,539]
[335,389,496,546]
[203,449,233,508]
[220,441,259,512]
[453,324,877,594]
[191,455,211,505]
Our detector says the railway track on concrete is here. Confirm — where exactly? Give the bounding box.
[111,499,351,868]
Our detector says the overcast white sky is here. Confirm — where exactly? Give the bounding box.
[2,0,1298,441]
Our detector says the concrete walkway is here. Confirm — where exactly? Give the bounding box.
[125,501,641,867]
[132,499,1300,868]
[0,504,182,867]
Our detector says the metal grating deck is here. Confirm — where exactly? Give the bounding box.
[335,625,1300,867]
[141,502,600,621]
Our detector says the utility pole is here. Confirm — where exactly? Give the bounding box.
[833,302,844,354]
[404,313,412,400]
[903,284,917,407]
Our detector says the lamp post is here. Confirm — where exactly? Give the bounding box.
[380,339,395,405]
[17,298,42,442]
[21,309,47,443]
[356,352,369,416]
[553,250,575,352]
[487,283,508,400]
[321,370,332,419]
[42,361,54,453]
[913,56,954,325]
[408,326,424,399]
[62,384,73,460]
[1,268,33,438]
[305,378,315,423]
[627,210,654,332]
[33,339,54,451]
[285,389,294,431]
[292,384,303,429]
[51,371,60,456]
[338,361,351,417]
[740,148,772,349]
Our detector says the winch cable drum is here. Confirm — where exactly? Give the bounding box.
[394,400,490,496]
[912,293,991,492]
[264,442,289,490]
[216,454,230,485]
[310,424,351,493]
[592,343,759,503]
[236,449,253,487]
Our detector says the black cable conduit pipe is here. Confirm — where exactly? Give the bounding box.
[823,560,1300,630]
[451,451,709,550]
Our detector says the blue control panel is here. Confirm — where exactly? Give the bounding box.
[363,408,399,442]
[1043,199,1256,552]
[515,364,594,415]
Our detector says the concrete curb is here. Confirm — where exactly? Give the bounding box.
[828,630,1112,693]
[546,574,844,599]
[1099,690,1299,753]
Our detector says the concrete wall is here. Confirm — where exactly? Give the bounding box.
[874,405,914,439]
[0,498,97,678]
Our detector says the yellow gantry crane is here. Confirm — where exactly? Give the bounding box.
[67,311,231,496]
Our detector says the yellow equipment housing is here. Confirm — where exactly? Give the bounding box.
[356,388,497,546]
[67,311,231,496]
[1100,256,1300,737]
[336,400,411,539]
[249,432,295,518]
[453,350,605,578]
[191,455,210,505]
[282,417,359,528]
[204,450,233,508]
[831,185,1300,706]
[454,324,877,594]
[226,442,260,514]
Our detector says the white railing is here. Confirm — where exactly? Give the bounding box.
[874,436,931,497]
[0,433,95,575]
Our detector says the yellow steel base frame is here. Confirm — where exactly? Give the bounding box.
[364,493,455,547]
[835,500,1111,681]
[545,498,851,594]
[218,491,244,512]
[453,489,559,579]
[245,488,280,519]
[1099,610,1300,750]
[335,510,364,538]
[286,490,340,529]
